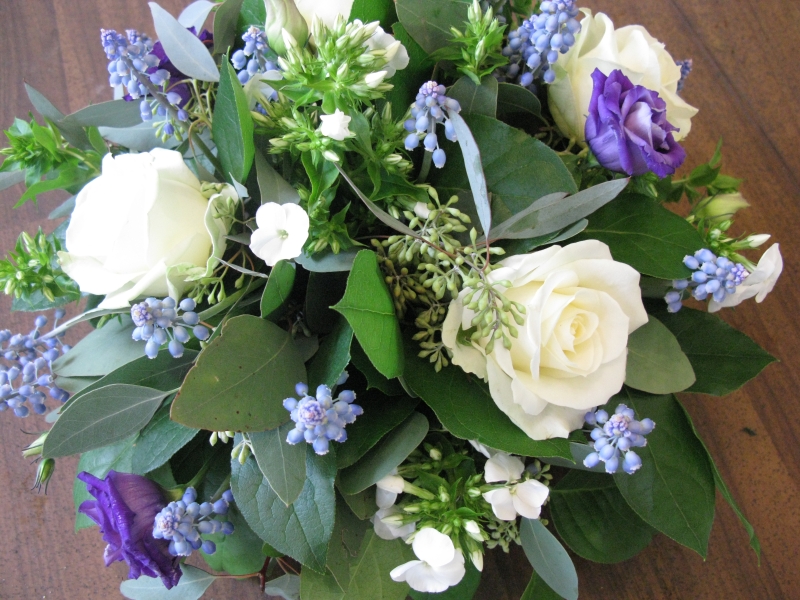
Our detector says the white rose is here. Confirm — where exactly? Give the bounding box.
[58,149,233,309]
[442,240,648,440]
[548,10,698,143]
[709,244,783,312]
[390,528,466,593]
[318,109,354,141]
[249,202,310,266]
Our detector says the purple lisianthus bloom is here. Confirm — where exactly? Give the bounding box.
[78,470,182,589]
[585,68,686,178]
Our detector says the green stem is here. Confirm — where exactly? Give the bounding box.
[211,474,232,503]
[196,277,266,322]
[416,150,433,184]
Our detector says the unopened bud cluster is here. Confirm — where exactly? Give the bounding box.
[441,1,509,84]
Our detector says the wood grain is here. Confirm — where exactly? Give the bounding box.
[0,1,797,598]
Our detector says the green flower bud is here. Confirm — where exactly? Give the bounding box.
[22,432,48,458]
[33,457,55,493]
[265,0,308,56]
[693,192,749,224]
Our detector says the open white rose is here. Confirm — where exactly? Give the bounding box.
[249,202,310,266]
[548,10,698,143]
[390,528,466,593]
[709,244,783,312]
[443,240,648,440]
[58,149,232,309]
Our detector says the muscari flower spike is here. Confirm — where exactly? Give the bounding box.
[102,29,161,100]
[152,487,235,558]
[0,309,70,418]
[664,248,749,313]
[131,297,210,360]
[583,404,655,474]
[283,380,363,455]
[232,26,278,86]
[403,81,461,169]
[498,0,581,88]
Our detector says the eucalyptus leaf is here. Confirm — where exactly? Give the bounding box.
[402,341,572,459]
[98,122,180,151]
[395,0,471,53]
[651,306,776,396]
[550,470,654,563]
[44,385,168,458]
[178,0,215,31]
[0,169,25,192]
[447,111,491,236]
[255,150,301,205]
[519,518,579,600]
[625,316,695,394]
[264,574,302,600]
[171,315,306,431]
[307,316,353,389]
[613,390,716,557]
[131,404,199,475]
[232,445,337,571]
[448,76,498,118]
[576,193,707,279]
[213,60,255,183]
[65,100,145,128]
[249,422,307,506]
[120,564,215,600]
[24,83,91,149]
[520,571,562,600]
[338,412,428,495]
[149,2,220,81]
[296,249,360,272]
[332,251,404,379]
[261,260,296,320]
[48,195,75,219]
[336,165,417,237]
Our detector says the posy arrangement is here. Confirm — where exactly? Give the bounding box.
[0,0,782,598]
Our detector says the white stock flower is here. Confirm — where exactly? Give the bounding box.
[375,470,405,509]
[709,244,783,312]
[372,506,416,540]
[58,149,230,309]
[483,479,550,521]
[548,10,698,143]
[319,109,354,141]
[364,70,388,88]
[483,453,525,483]
[390,528,466,593]
[468,440,497,459]
[442,240,648,441]
[364,26,409,78]
[249,202,310,266]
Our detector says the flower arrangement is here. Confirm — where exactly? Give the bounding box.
[0,1,784,599]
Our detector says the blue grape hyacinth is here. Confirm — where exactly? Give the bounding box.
[583,404,655,474]
[498,0,581,87]
[0,309,71,418]
[283,381,363,455]
[131,297,210,359]
[152,487,234,558]
[231,26,278,86]
[404,81,461,169]
[665,248,749,312]
[101,29,161,100]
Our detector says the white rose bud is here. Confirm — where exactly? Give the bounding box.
[58,149,232,309]
[265,0,308,56]
[548,10,698,142]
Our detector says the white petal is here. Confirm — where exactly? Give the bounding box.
[375,488,398,509]
[484,453,525,483]
[412,528,455,568]
[511,480,550,519]
[376,474,405,495]
[483,488,518,521]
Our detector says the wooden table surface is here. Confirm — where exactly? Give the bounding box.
[0,1,797,598]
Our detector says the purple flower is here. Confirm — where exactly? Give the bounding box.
[585,68,686,178]
[78,470,182,589]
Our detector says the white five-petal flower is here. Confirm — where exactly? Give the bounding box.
[390,528,466,593]
[482,453,550,521]
[318,109,354,141]
[248,202,309,266]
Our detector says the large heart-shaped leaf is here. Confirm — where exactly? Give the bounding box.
[307,316,353,389]
[249,422,307,506]
[625,316,695,394]
[395,0,470,54]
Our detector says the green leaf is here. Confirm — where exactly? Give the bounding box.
[540,442,605,473]
[612,390,715,557]
[64,100,145,128]
[265,574,302,600]
[212,60,255,183]
[63,349,197,410]
[232,445,337,571]
[575,193,706,279]
[338,412,429,495]
[677,401,761,561]
[651,306,777,395]
[520,571,563,600]
[200,507,266,575]
[497,83,541,119]
[448,76,498,118]
[211,0,245,55]
[326,496,371,591]
[98,122,180,152]
[149,2,219,81]
[131,404,198,475]
[432,114,577,216]
[340,487,379,520]
[447,112,491,235]
[350,0,398,27]
[410,561,481,599]
[402,343,572,459]
[255,150,301,205]
[300,568,345,600]
[332,251,404,379]
[343,531,414,600]
[249,422,308,506]
[171,315,306,431]
[550,470,654,563]
[395,0,471,54]
[350,342,404,396]
[261,260,297,320]
[625,316,695,394]
[44,385,168,458]
[306,270,350,334]
[307,316,353,389]
[120,564,215,599]
[237,0,267,31]
[24,83,91,149]
[73,435,137,530]
[336,392,419,469]
[387,23,434,113]
[52,317,144,378]
[296,249,360,273]
[519,518,579,600]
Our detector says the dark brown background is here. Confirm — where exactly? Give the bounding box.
[0,1,797,598]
